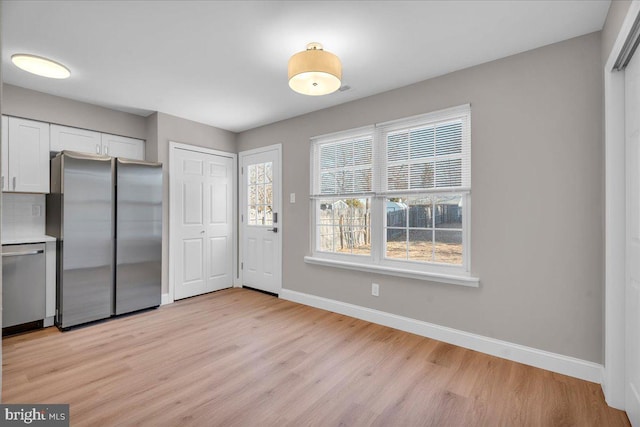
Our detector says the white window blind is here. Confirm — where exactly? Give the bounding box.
[377,104,471,195]
[311,128,374,197]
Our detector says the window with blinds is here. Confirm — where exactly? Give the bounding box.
[315,134,373,196]
[312,128,374,256]
[379,107,470,194]
[310,105,471,273]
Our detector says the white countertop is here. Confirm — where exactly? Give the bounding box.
[2,235,57,245]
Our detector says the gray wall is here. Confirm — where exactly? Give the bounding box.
[153,112,237,294]
[145,112,159,162]
[237,32,604,362]
[2,84,147,139]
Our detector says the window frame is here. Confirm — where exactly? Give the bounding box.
[307,105,478,287]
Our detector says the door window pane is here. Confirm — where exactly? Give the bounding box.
[247,161,274,225]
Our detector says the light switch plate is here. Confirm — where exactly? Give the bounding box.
[290,193,296,203]
[31,205,41,217]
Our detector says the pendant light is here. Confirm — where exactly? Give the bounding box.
[288,42,341,96]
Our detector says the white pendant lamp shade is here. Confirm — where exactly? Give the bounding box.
[288,42,341,96]
[11,54,71,79]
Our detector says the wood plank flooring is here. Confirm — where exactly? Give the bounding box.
[2,288,630,426]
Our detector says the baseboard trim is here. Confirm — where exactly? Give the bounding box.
[161,293,172,306]
[279,289,604,384]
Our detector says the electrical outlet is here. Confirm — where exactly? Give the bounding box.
[371,283,379,297]
[31,205,41,217]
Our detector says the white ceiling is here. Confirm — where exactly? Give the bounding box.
[2,0,610,133]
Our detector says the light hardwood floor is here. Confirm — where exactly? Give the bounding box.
[2,288,630,426]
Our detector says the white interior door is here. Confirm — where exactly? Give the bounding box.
[625,48,640,427]
[173,147,234,300]
[240,145,282,294]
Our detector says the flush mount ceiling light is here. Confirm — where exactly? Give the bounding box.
[288,42,341,96]
[11,54,71,79]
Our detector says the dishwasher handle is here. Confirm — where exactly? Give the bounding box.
[2,249,45,257]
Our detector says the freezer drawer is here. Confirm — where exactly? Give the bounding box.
[2,243,46,328]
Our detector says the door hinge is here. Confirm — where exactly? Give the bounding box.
[241,214,244,222]
[241,166,243,175]
[241,262,243,270]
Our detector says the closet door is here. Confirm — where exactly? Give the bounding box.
[624,40,640,427]
[172,147,233,300]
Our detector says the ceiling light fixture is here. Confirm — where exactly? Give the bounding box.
[11,54,71,79]
[288,42,341,96]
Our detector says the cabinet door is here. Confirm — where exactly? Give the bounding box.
[50,124,101,155]
[101,134,144,160]
[1,116,8,191]
[8,117,50,193]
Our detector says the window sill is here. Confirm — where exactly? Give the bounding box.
[303,256,480,287]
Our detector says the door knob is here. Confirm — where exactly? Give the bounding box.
[267,227,278,233]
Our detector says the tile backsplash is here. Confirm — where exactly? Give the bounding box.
[2,193,46,239]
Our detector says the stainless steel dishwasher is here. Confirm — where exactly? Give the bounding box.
[2,243,46,331]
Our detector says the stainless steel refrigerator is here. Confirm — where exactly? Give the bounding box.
[47,151,162,329]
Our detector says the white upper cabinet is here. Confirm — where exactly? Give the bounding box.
[101,134,144,160]
[2,117,50,193]
[50,124,101,154]
[50,124,145,161]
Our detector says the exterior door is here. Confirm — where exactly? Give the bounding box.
[240,145,282,294]
[625,46,640,426]
[173,147,234,300]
